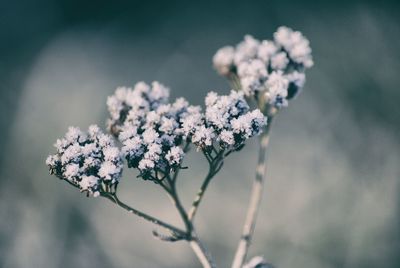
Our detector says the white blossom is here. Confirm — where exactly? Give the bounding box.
[274,26,313,67]
[234,35,260,65]
[219,130,235,146]
[114,85,200,178]
[287,70,306,88]
[213,26,313,109]
[165,146,184,166]
[138,158,155,172]
[106,81,170,135]
[257,40,278,63]
[46,125,123,197]
[142,128,159,144]
[192,125,215,148]
[190,90,266,149]
[237,59,267,78]
[265,71,289,107]
[270,52,289,70]
[213,46,235,76]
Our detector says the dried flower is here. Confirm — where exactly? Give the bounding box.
[46,125,123,197]
[182,90,267,150]
[109,82,201,179]
[212,26,313,110]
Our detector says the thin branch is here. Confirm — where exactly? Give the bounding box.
[160,172,217,267]
[190,234,217,268]
[188,165,218,221]
[188,151,224,222]
[100,192,187,239]
[231,117,273,268]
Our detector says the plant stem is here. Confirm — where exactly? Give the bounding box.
[188,157,223,221]
[101,192,186,238]
[190,235,216,268]
[162,176,217,268]
[231,117,273,268]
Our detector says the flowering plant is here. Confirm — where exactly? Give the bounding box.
[46,26,313,268]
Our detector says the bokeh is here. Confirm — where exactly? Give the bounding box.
[1,1,399,267]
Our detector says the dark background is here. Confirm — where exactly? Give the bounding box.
[1,1,399,267]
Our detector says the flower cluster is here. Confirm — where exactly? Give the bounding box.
[182,90,267,150]
[106,81,170,136]
[213,26,313,108]
[107,81,201,179]
[46,125,123,197]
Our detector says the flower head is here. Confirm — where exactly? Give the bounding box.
[184,90,267,150]
[212,26,313,110]
[106,81,170,136]
[46,125,123,197]
[113,84,201,179]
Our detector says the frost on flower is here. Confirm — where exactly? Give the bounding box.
[183,90,267,151]
[106,81,170,136]
[46,125,123,197]
[212,26,313,110]
[112,84,201,180]
[264,71,289,107]
[213,46,235,76]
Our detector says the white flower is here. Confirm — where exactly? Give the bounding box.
[181,113,203,138]
[46,154,59,166]
[265,71,289,107]
[99,161,121,181]
[270,52,289,70]
[144,143,162,161]
[192,125,215,148]
[47,125,123,197]
[79,175,99,192]
[150,81,170,103]
[240,76,264,96]
[191,90,266,150]
[286,71,306,88]
[118,125,138,142]
[122,136,144,158]
[138,159,155,172]
[61,143,81,164]
[257,40,278,63]
[213,26,313,109]
[274,26,313,67]
[64,163,80,179]
[219,130,235,146]
[237,59,267,78]
[142,129,159,144]
[82,143,98,156]
[65,127,83,143]
[234,35,260,65]
[213,46,235,75]
[205,91,219,107]
[159,117,177,134]
[106,81,170,135]
[103,147,120,161]
[231,115,253,137]
[165,146,184,166]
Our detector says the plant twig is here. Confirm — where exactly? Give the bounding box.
[190,234,217,268]
[160,174,217,267]
[100,192,187,238]
[231,117,273,268]
[188,157,223,221]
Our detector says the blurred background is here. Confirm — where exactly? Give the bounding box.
[1,0,399,267]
